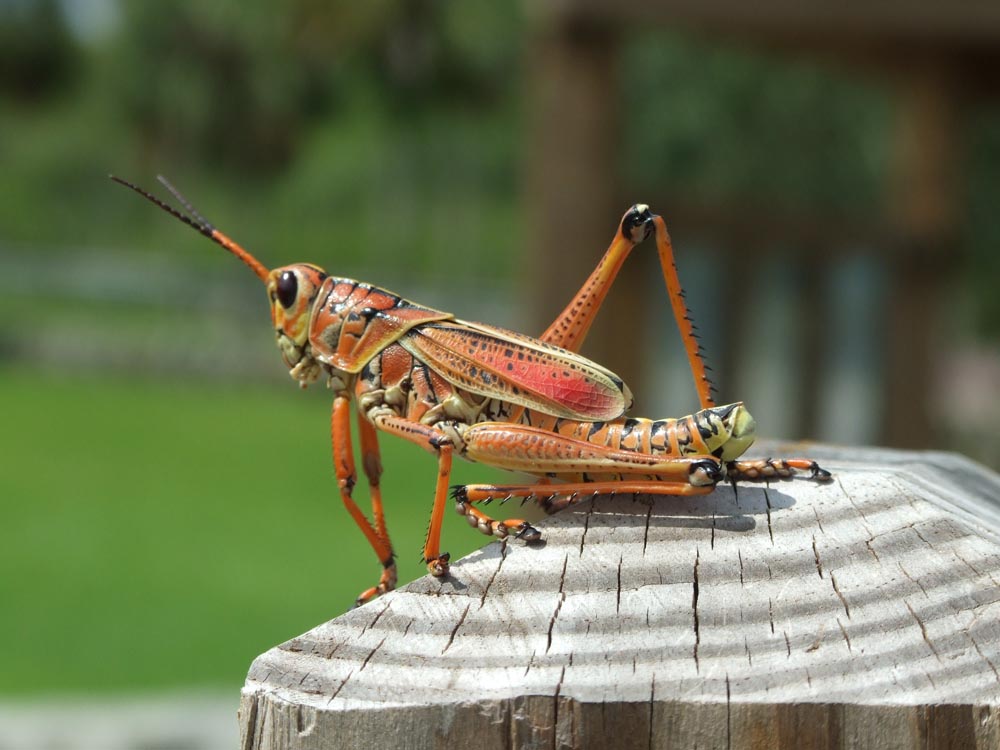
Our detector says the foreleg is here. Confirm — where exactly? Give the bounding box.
[331,396,397,606]
[357,414,392,549]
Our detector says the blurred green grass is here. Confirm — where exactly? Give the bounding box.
[0,368,508,695]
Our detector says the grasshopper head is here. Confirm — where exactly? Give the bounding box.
[111,176,334,387]
[267,263,327,382]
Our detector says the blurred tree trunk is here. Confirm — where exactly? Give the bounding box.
[525,22,646,394]
[884,61,963,449]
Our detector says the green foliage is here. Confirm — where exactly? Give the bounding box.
[0,0,78,102]
[966,107,1000,338]
[109,0,521,173]
[0,1,523,278]
[623,33,889,217]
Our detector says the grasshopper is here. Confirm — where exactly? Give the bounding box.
[113,176,831,605]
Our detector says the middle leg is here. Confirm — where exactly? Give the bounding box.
[367,412,456,576]
[452,479,712,540]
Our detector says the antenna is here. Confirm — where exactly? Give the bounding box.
[110,175,270,282]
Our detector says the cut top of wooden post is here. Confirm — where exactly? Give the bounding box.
[241,444,1000,746]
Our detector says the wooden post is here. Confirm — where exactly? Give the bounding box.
[239,444,1000,749]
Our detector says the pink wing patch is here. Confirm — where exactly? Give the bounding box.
[401,321,629,421]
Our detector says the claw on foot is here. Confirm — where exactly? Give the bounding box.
[515,522,542,543]
[353,560,397,607]
[425,552,450,577]
[810,462,833,481]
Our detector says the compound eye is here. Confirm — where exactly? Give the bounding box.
[276,270,298,309]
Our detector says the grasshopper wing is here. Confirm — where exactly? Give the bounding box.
[400,320,632,421]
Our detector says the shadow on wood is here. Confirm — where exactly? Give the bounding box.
[239,443,1000,749]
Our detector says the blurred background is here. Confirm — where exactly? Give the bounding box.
[2,0,998,746]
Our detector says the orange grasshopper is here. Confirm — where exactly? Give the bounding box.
[113,175,831,605]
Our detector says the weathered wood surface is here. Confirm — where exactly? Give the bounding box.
[239,444,1000,749]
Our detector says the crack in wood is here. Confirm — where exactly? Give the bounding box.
[360,601,391,635]
[616,554,623,614]
[442,605,470,655]
[523,649,535,678]
[838,477,875,539]
[812,536,824,579]
[241,694,260,750]
[546,555,569,654]
[552,665,566,750]
[647,676,655,750]
[692,548,701,672]
[969,634,1000,684]
[898,562,929,598]
[807,622,825,652]
[359,637,386,671]
[642,504,652,556]
[763,487,774,545]
[865,537,881,563]
[725,673,732,750]
[579,503,593,557]
[812,505,825,534]
[836,617,853,652]
[830,572,851,618]
[913,525,934,549]
[326,669,354,704]
[954,550,984,577]
[905,600,942,663]
[480,540,508,608]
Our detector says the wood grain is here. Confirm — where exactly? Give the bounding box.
[239,444,1000,749]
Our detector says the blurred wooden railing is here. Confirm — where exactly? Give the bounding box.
[523,1,1000,452]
